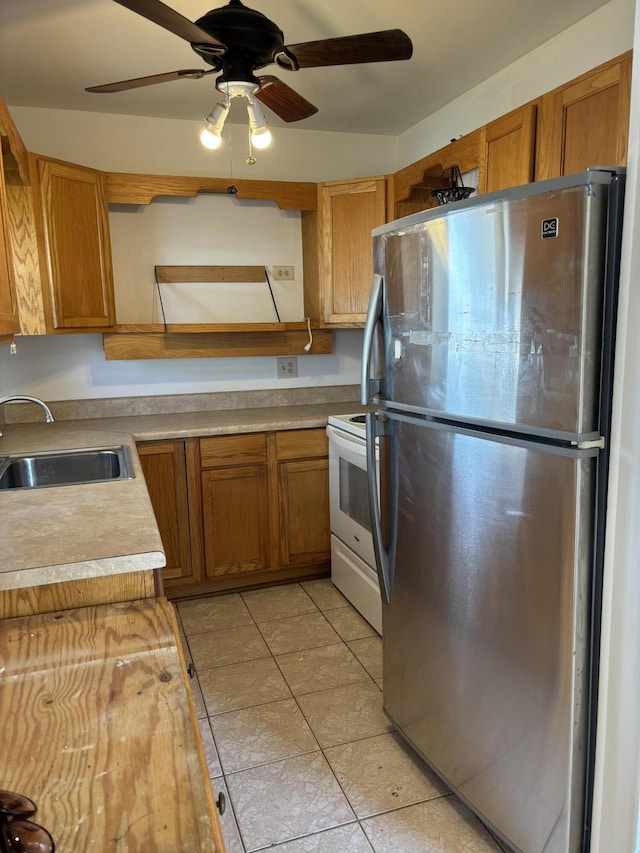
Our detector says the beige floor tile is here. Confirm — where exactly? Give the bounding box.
[178,593,254,636]
[323,605,378,641]
[361,796,504,853]
[270,822,374,852]
[198,717,222,778]
[188,624,271,671]
[241,584,318,621]
[210,698,319,774]
[226,752,355,851]
[324,732,449,818]
[257,612,341,655]
[301,579,350,611]
[275,642,370,695]
[199,657,292,715]
[347,636,383,680]
[213,777,246,853]
[296,681,394,748]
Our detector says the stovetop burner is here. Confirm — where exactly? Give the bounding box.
[350,415,366,424]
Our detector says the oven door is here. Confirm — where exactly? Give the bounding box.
[327,425,376,567]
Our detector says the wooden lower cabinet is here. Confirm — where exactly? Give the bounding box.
[202,462,271,578]
[276,429,331,569]
[137,439,196,586]
[139,428,331,599]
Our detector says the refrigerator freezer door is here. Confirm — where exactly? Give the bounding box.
[382,413,596,853]
[377,178,611,439]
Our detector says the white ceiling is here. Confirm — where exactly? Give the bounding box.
[0,0,613,135]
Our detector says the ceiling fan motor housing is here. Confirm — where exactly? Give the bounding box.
[193,0,285,76]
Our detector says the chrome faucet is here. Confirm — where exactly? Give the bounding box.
[0,395,55,438]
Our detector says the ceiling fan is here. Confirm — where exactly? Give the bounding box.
[86,0,413,129]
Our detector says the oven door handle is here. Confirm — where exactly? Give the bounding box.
[326,425,369,457]
[366,411,393,604]
[361,273,383,406]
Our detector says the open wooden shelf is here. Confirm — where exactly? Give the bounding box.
[103,323,333,360]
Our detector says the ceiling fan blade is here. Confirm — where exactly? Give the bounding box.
[280,29,412,69]
[113,0,224,50]
[86,69,214,93]
[256,76,318,122]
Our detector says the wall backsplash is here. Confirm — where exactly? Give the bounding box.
[1,384,362,424]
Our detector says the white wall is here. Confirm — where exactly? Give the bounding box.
[0,330,363,400]
[589,2,640,848]
[109,195,305,324]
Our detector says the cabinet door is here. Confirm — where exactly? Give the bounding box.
[137,440,193,584]
[319,177,386,325]
[278,457,330,568]
[479,104,536,194]
[32,154,116,331]
[276,428,330,569]
[201,463,271,578]
[0,151,19,337]
[535,53,631,181]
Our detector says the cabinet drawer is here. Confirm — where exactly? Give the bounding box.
[276,428,328,460]
[200,432,267,468]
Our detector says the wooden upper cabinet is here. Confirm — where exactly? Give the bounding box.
[0,101,22,338]
[0,158,19,338]
[30,153,116,331]
[535,52,631,181]
[390,129,483,218]
[479,104,537,194]
[305,176,386,327]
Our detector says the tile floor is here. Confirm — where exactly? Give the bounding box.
[175,579,508,853]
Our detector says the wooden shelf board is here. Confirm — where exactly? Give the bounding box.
[103,328,334,359]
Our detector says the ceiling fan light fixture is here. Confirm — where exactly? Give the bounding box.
[246,98,272,149]
[200,101,230,149]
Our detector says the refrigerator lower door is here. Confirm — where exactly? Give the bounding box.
[382,412,597,853]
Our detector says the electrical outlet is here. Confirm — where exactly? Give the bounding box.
[272,266,295,281]
[277,357,298,378]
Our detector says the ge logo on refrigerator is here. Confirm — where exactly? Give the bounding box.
[542,217,559,239]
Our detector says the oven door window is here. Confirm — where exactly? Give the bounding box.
[339,457,371,533]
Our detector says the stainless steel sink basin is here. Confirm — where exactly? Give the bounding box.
[0,446,134,491]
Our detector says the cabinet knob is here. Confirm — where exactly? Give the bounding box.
[216,791,226,816]
[187,662,196,679]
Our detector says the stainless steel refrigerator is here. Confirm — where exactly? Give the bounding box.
[361,168,625,853]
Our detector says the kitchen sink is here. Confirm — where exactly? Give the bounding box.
[0,446,134,491]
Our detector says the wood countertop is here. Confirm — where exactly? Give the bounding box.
[0,597,225,851]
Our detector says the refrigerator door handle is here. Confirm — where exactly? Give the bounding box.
[366,411,393,604]
[361,274,383,406]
